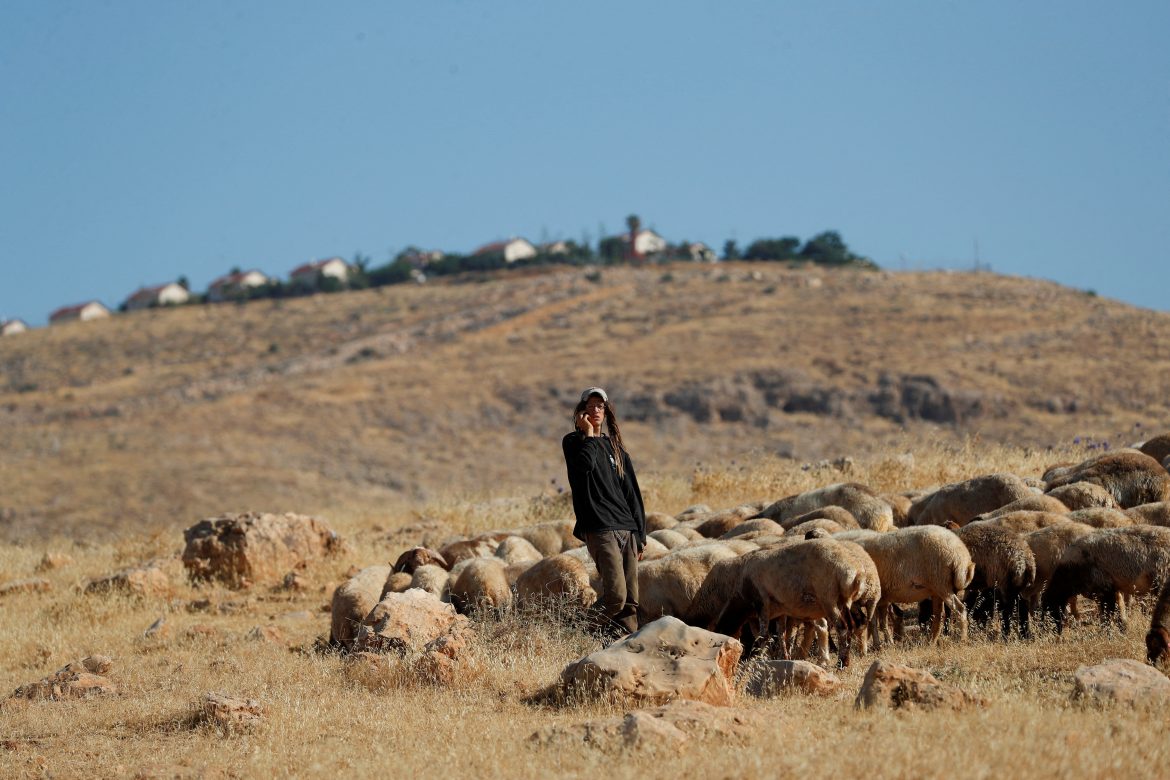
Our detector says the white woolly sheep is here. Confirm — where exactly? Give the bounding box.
[835,526,974,647]
[494,535,544,566]
[712,538,881,667]
[513,553,596,614]
[409,564,451,601]
[449,557,513,615]
[649,528,693,549]
[1043,525,1170,633]
[330,565,392,649]
[754,483,893,532]
[908,473,1034,527]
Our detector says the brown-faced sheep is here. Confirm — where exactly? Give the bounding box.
[449,557,513,615]
[712,538,881,667]
[720,518,786,540]
[753,483,893,532]
[1043,525,1170,633]
[409,564,451,601]
[1045,450,1170,509]
[1045,482,1118,511]
[1146,577,1170,666]
[1126,502,1170,527]
[1138,434,1170,466]
[1066,508,1135,528]
[637,542,744,623]
[679,505,761,538]
[907,473,1035,527]
[835,526,974,647]
[392,547,449,574]
[971,494,1071,520]
[955,522,1036,639]
[513,553,597,613]
[779,505,860,531]
[330,565,393,649]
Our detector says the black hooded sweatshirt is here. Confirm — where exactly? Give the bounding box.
[562,431,646,545]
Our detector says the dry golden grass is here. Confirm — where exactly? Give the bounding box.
[2,439,1170,778]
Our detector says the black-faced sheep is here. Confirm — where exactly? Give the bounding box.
[712,538,881,667]
[1045,482,1118,511]
[835,526,974,647]
[1045,450,1170,509]
[907,473,1035,527]
[955,522,1036,639]
[1043,525,1170,633]
[753,483,893,532]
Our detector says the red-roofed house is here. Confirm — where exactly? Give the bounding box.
[472,238,537,263]
[49,301,111,325]
[207,269,270,302]
[289,257,350,286]
[122,282,190,311]
[1,318,28,336]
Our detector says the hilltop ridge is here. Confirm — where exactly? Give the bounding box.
[2,263,1168,541]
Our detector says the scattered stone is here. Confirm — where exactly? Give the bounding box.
[281,572,308,592]
[35,553,74,573]
[11,657,116,701]
[354,588,469,655]
[246,625,287,645]
[143,616,170,640]
[1073,659,1170,706]
[746,660,842,697]
[184,624,224,642]
[200,692,265,733]
[530,700,756,752]
[0,578,51,597]
[85,559,173,599]
[543,616,742,707]
[182,512,342,588]
[414,623,477,686]
[855,661,986,711]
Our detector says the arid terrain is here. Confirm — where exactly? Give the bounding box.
[2,263,1168,542]
[3,264,1170,779]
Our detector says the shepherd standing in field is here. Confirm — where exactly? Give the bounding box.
[562,387,647,639]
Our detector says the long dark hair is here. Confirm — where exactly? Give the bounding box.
[573,397,628,479]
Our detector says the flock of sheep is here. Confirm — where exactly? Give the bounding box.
[330,436,1170,672]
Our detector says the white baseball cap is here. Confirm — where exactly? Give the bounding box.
[580,387,608,403]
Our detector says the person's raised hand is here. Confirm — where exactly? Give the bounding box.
[576,410,596,436]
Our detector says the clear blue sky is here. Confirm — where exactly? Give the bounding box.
[2,1,1167,325]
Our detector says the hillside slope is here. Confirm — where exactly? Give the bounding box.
[2,263,1168,541]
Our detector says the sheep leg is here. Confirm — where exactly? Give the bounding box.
[940,593,968,643]
[832,607,853,668]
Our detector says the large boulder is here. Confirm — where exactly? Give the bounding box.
[855,661,986,711]
[548,616,742,706]
[182,512,342,588]
[1072,659,1170,706]
[353,588,469,655]
[200,692,266,733]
